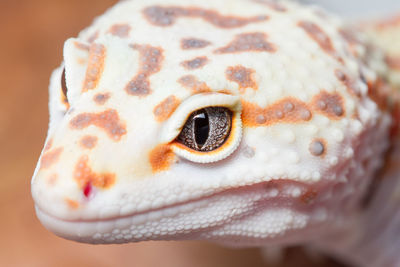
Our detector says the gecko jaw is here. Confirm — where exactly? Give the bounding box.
[34,179,335,244]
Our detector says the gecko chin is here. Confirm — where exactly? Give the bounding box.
[34,178,346,246]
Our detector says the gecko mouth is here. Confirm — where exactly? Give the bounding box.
[34,179,329,244]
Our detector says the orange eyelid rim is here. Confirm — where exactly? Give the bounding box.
[170,109,242,162]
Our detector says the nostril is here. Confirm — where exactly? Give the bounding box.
[83,182,93,198]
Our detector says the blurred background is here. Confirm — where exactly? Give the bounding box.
[0,0,398,266]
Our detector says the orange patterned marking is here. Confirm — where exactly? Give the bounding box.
[215,32,276,54]
[108,24,131,38]
[226,65,257,92]
[178,75,212,93]
[335,69,361,97]
[298,21,341,61]
[44,139,53,152]
[367,77,393,111]
[83,44,106,91]
[87,31,99,43]
[149,144,175,172]
[65,198,79,209]
[242,98,312,127]
[312,91,345,120]
[80,136,98,149]
[70,109,127,141]
[143,6,268,28]
[253,0,287,12]
[181,38,211,49]
[74,155,116,190]
[181,56,209,70]
[93,92,111,105]
[154,96,181,122]
[125,44,164,96]
[40,147,63,170]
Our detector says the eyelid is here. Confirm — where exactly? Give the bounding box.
[160,93,241,144]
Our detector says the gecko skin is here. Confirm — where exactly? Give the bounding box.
[31,0,400,266]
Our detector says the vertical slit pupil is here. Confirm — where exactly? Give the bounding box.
[194,111,209,147]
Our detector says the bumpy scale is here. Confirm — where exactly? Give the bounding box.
[31,0,400,266]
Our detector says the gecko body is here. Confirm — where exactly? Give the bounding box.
[31,0,400,266]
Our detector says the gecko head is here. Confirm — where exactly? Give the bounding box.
[32,0,392,246]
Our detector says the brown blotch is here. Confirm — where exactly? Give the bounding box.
[386,56,400,70]
[149,144,175,172]
[82,44,106,91]
[87,31,99,43]
[312,91,345,119]
[298,21,340,61]
[154,96,181,122]
[125,44,164,96]
[309,139,326,157]
[65,198,79,209]
[143,6,268,28]
[215,32,276,54]
[181,56,209,70]
[253,0,287,12]
[181,38,211,49]
[40,147,63,170]
[74,155,116,189]
[241,98,312,127]
[108,24,131,38]
[335,69,361,97]
[226,65,257,92]
[80,136,98,150]
[300,190,318,204]
[178,75,212,93]
[93,92,111,105]
[70,109,127,141]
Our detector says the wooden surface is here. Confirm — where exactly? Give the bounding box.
[0,1,345,266]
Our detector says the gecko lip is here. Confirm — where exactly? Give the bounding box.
[34,179,326,243]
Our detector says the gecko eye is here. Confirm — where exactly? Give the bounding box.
[176,107,232,152]
[61,68,69,104]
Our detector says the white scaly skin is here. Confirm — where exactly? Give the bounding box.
[31,0,400,266]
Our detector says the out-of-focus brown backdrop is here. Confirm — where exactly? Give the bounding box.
[0,1,345,266]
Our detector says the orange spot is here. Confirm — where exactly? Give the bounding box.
[125,44,164,96]
[312,91,345,120]
[154,96,180,122]
[241,98,312,127]
[178,75,212,93]
[253,0,287,12]
[215,32,276,54]
[226,65,257,92]
[181,38,211,49]
[70,109,127,141]
[143,6,268,28]
[93,92,111,105]
[74,41,90,51]
[300,190,318,204]
[65,198,79,209]
[47,174,58,186]
[87,31,99,43]
[44,139,53,152]
[40,147,63,170]
[108,24,131,38]
[181,56,209,70]
[298,21,341,62]
[149,144,175,173]
[80,136,98,149]
[83,44,106,91]
[74,155,116,189]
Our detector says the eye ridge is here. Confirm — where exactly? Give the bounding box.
[177,106,232,152]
